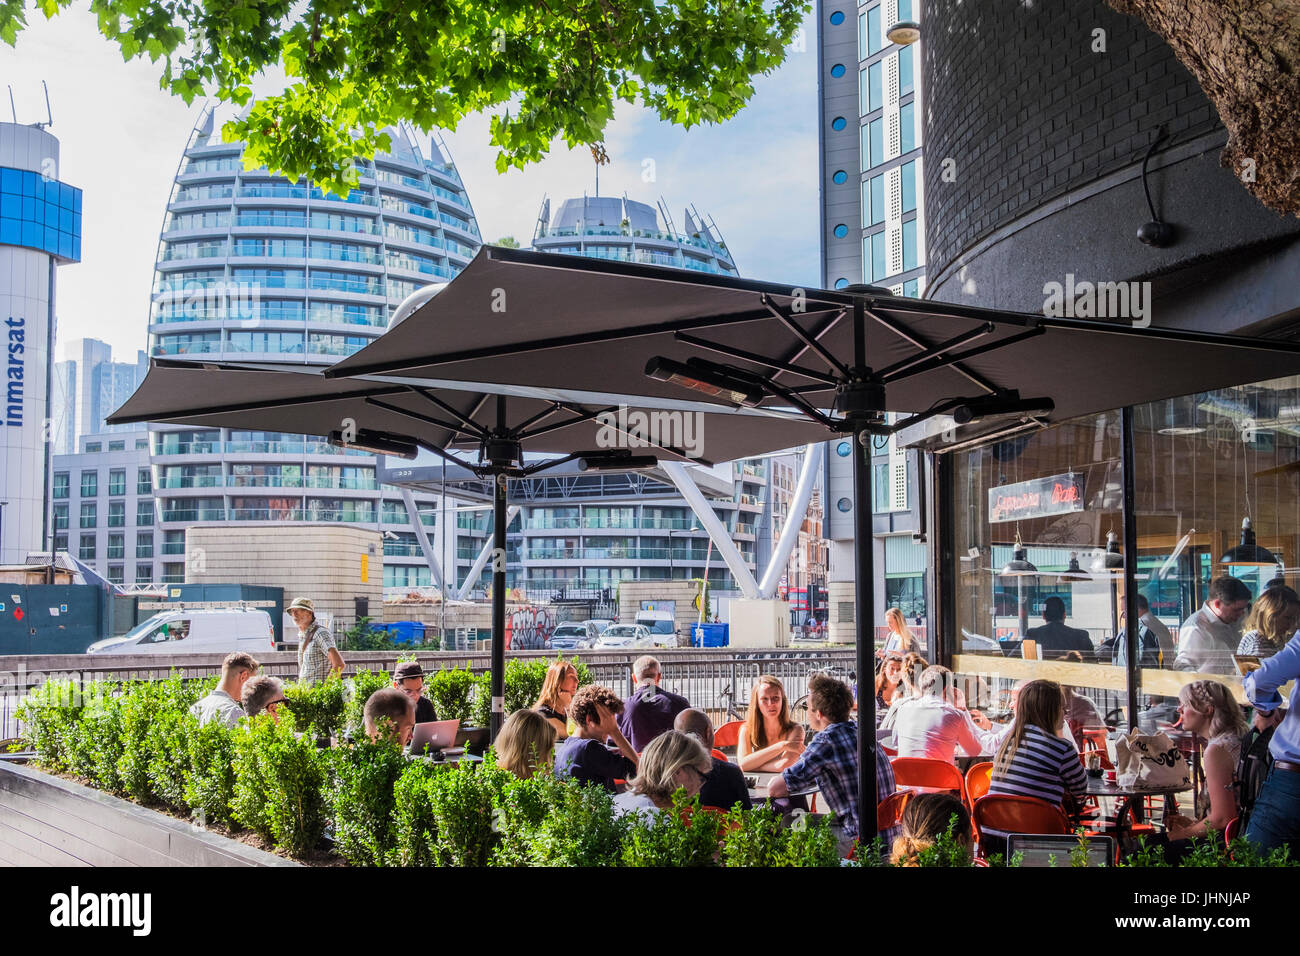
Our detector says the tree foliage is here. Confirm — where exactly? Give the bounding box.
[2,0,809,193]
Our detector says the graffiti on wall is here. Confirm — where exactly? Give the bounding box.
[506,605,555,650]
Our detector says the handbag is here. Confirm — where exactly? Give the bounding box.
[1112,730,1190,789]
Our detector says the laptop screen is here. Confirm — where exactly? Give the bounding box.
[1007,834,1113,867]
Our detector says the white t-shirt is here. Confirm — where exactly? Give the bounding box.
[189,689,245,728]
[893,696,994,761]
[612,791,664,823]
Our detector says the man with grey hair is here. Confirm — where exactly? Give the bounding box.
[674,708,751,811]
[618,654,691,751]
[241,675,289,721]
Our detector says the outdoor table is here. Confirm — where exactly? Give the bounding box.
[746,769,819,804]
[1082,777,1191,846]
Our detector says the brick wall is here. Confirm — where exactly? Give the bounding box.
[921,0,1221,285]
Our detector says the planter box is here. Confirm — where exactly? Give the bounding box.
[0,762,299,867]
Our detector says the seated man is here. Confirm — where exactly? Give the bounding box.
[1025,597,1094,661]
[674,708,751,811]
[392,661,438,723]
[555,685,639,792]
[190,652,259,728]
[241,674,289,721]
[1175,575,1250,674]
[768,673,866,853]
[363,687,416,748]
[618,655,691,751]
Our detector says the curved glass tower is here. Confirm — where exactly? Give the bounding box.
[147,110,482,585]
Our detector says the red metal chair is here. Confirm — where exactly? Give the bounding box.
[964,761,993,810]
[877,789,911,833]
[1224,816,1240,846]
[713,721,745,750]
[711,748,729,763]
[972,794,1071,856]
[882,744,898,758]
[891,757,965,803]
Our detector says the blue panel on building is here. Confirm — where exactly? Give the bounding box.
[0,166,83,262]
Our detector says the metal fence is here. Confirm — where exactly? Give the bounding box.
[0,647,857,741]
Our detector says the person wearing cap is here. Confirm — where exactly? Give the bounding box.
[393,661,438,724]
[289,597,344,684]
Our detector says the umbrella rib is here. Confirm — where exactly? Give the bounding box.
[322,308,776,377]
[413,438,490,477]
[364,397,478,444]
[673,332,841,385]
[882,326,1048,386]
[408,388,491,440]
[875,323,996,380]
[771,307,848,388]
[510,402,566,434]
[107,383,410,425]
[761,295,852,377]
[865,305,1007,394]
[760,379,841,431]
[517,404,613,440]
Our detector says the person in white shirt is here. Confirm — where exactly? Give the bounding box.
[894,665,1000,762]
[190,652,259,728]
[1175,576,1251,674]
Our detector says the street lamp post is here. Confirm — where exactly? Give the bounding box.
[666,524,700,580]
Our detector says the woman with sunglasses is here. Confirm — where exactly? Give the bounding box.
[612,730,714,822]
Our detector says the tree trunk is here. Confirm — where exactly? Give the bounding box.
[1108,0,1300,216]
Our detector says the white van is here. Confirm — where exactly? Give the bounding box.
[86,608,275,655]
[633,610,679,648]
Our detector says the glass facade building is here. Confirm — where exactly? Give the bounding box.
[147,112,482,585]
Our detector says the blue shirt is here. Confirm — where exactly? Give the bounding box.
[783,721,864,839]
[1243,633,1300,763]
[554,736,636,793]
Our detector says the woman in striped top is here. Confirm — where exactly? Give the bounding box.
[988,680,1088,807]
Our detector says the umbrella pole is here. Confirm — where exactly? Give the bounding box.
[850,300,878,847]
[490,398,508,742]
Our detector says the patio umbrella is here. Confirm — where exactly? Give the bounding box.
[319,245,1300,842]
[109,359,841,738]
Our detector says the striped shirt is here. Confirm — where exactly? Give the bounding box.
[988,724,1088,806]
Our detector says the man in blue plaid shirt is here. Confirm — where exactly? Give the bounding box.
[770,673,898,854]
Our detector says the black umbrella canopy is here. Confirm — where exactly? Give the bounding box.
[107,359,840,466]
[326,245,1300,431]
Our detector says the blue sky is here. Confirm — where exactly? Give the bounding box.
[2,6,821,360]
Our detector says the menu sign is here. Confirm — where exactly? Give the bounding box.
[988,473,1085,523]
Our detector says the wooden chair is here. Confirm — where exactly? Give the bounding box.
[891,757,966,803]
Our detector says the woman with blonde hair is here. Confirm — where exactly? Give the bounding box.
[1163,679,1248,844]
[988,680,1088,805]
[891,793,973,866]
[737,675,805,772]
[880,607,918,655]
[1238,585,1300,659]
[496,709,558,780]
[612,730,713,821]
[534,660,580,738]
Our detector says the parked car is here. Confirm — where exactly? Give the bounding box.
[548,621,598,650]
[587,618,615,634]
[86,609,275,655]
[634,610,680,646]
[595,629,660,650]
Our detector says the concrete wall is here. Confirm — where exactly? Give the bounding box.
[616,580,703,636]
[0,761,297,867]
[185,525,382,628]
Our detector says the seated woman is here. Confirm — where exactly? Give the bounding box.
[1163,680,1248,846]
[534,661,580,739]
[875,652,904,713]
[891,793,974,866]
[893,665,993,763]
[612,730,713,822]
[1237,585,1300,660]
[879,652,928,731]
[496,708,558,780]
[737,675,805,772]
[988,680,1088,807]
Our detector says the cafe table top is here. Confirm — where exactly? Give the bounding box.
[1084,777,1190,799]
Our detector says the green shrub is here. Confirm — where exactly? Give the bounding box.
[621,791,724,867]
[530,780,627,867]
[330,736,409,866]
[490,772,557,867]
[392,759,441,867]
[145,708,195,812]
[721,805,788,867]
[117,678,190,803]
[426,664,478,725]
[232,715,328,856]
[184,719,237,827]
[342,668,392,739]
[72,689,126,793]
[781,813,843,867]
[283,673,345,739]
[427,758,508,866]
[470,673,492,729]
[501,656,591,715]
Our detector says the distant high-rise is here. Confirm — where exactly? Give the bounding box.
[52,338,148,454]
[142,109,482,586]
[0,122,83,563]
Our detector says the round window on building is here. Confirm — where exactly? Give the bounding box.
[831,117,847,131]
[836,440,852,457]
[832,170,848,184]
[829,10,845,24]
[834,278,849,289]
[836,497,852,513]
[830,64,846,78]
[833,224,848,238]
